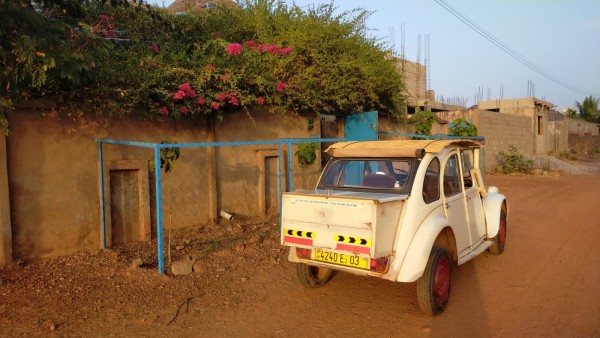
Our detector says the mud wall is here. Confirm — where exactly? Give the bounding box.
[5,108,314,260]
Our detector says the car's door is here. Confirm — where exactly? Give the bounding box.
[442,152,470,254]
[460,149,486,245]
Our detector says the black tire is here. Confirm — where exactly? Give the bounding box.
[488,203,507,255]
[296,263,334,288]
[416,247,453,315]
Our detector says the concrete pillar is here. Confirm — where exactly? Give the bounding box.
[0,135,13,267]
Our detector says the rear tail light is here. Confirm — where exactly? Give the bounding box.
[370,257,388,273]
[296,247,311,259]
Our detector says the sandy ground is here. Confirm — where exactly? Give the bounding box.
[1,174,600,337]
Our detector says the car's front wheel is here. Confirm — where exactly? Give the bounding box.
[296,263,334,288]
[416,247,453,315]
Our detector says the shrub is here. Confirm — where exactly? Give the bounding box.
[296,142,317,167]
[449,117,477,137]
[559,149,576,160]
[411,111,435,137]
[496,145,534,174]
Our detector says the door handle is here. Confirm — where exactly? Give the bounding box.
[445,203,451,208]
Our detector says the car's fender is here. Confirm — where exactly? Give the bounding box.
[483,188,508,238]
[396,214,451,283]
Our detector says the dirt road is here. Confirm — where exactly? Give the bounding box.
[1,174,599,337]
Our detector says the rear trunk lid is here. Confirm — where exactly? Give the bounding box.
[281,190,407,260]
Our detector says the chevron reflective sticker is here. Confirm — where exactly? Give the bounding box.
[285,229,315,239]
[335,235,371,246]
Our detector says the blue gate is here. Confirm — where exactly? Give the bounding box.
[344,111,378,141]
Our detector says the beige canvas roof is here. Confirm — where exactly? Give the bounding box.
[326,139,482,158]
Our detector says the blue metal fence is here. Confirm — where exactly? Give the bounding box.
[96,137,346,274]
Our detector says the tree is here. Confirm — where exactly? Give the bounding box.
[575,96,600,123]
[1,0,407,135]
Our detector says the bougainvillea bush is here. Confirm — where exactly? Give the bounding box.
[0,0,406,133]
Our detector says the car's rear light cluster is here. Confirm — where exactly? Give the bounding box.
[370,257,388,272]
[296,247,311,259]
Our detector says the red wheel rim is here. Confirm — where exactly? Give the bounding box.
[433,256,451,307]
[498,212,507,249]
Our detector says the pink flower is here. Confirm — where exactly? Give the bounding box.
[197,97,206,105]
[173,90,186,100]
[277,82,287,92]
[257,97,265,105]
[211,102,220,110]
[245,40,256,49]
[158,106,169,115]
[216,92,227,101]
[154,102,160,106]
[179,83,196,97]
[279,47,293,56]
[257,44,265,51]
[99,15,110,22]
[147,44,160,54]
[229,97,239,106]
[225,43,243,57]
[263,45,278,55]
[180,106,189,114]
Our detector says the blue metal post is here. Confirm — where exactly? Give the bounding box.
[287,141,294,192]
[99,142,107,249]
[278,144,283,239]
[154,147,164,274]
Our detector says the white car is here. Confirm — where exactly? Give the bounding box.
[281,139,507,315]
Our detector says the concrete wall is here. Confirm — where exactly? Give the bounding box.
[394,58,426,103]
[546,119,569,153]
[477,110,534,168]
[567,118,600,136]
[5,108,315,260]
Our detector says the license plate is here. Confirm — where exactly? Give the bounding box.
[314,249,369,269]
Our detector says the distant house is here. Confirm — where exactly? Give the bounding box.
[477,98,558,155]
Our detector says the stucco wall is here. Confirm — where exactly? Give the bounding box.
[0,135,12,267]
[5,109,314,260]
[214,110,320,216]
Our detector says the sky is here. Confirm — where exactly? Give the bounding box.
[149,0,600,111]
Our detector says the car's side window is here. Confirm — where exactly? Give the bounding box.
[461,149,474,189]
[443,154,463,197]
[422,158,440,204]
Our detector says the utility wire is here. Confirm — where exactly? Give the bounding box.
[434,0,596,97]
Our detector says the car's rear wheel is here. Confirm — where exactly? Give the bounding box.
[489,203,507,255]
[296,263,334,288]
[416,247,452,315]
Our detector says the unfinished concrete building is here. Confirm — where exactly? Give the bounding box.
[393,57,465,114]
[477,98,558,155]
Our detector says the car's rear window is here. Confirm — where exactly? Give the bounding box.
[320,158,415,192]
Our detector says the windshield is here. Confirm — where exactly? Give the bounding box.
[319,158,416,192]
